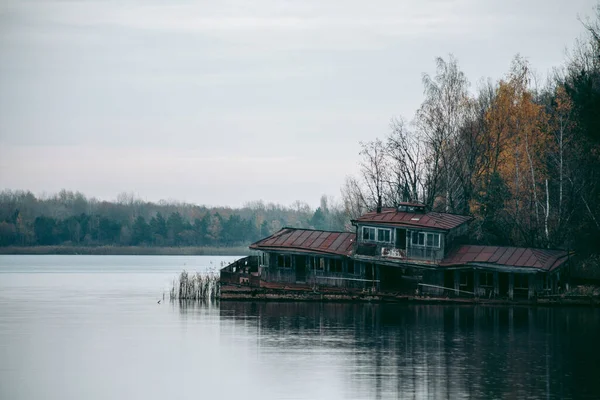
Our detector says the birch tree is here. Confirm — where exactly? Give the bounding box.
[416,55,470,212]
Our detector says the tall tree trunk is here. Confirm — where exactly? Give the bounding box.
[524,129,540,233]
[558,116,564,227]
[545,179,550,247]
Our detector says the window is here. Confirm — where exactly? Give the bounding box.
[319,257,325,270]
[460,272,469,286]
[426,233,440,248]
[411,231,440,247]
[411,231,425,246]
[480,272,493,287]
[330,259,342,273]
[377,228,391,243]
[514,274,528,289]
[363,226,393,243]
[543,275,551,291]
[362,227,376,241]
[347,260,355,274]
[277,255,291,268]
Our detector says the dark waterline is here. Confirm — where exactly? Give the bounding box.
[0,255,598,400]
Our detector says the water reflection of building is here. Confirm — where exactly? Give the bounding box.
[218,302,600,399]
[221,203,573,300]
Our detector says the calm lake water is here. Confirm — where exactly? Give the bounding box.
[0,255,599,400]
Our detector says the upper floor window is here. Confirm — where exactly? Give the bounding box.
[426,233,440,247]
[377,228,391,242]
[362,227,376,241]
[362,226,391,243]
[411,231,440,248]
[412,231,425,246]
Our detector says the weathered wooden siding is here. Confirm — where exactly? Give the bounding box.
[356,223,447,262]
[251,250,563,299]
[420,270,445,296]
[260,251,370,289]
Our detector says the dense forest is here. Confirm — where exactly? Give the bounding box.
[342,5,600,258]
[0,190,347,248]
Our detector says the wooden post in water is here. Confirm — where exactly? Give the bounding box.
[528,274,535,299]
[493,272,500,297]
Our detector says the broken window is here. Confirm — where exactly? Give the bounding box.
[480,272,494,287]
[514,274,528,289]
[460,272,469,286]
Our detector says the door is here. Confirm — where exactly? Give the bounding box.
[395,228,406,249]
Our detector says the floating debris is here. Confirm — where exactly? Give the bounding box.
[170,269,220,301]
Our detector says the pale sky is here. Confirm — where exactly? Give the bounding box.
[0,0,596,208]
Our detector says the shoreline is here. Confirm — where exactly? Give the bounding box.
[220,285,600,307]
[0,245,251,256]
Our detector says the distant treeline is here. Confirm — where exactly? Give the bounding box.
[0,190,348,248]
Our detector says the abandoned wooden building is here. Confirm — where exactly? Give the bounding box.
[223,202,572,300]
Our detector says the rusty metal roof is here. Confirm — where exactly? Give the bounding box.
[353,209,472,231]
[249,228,355,256]
[440,245,571,271]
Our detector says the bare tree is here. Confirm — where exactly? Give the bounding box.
[416,55,470,212]
[341,176,369,221]
[386,118,424,205]
[358,139,389,210]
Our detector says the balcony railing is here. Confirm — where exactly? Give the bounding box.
[376,245,443,262]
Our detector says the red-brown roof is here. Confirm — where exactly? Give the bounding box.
[441,245,571,271]
[250,228,355,256]
[353,209,472,231]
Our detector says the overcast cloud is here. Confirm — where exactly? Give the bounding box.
[0,0,596,207]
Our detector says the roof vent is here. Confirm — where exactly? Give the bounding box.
[411,217,420,221]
